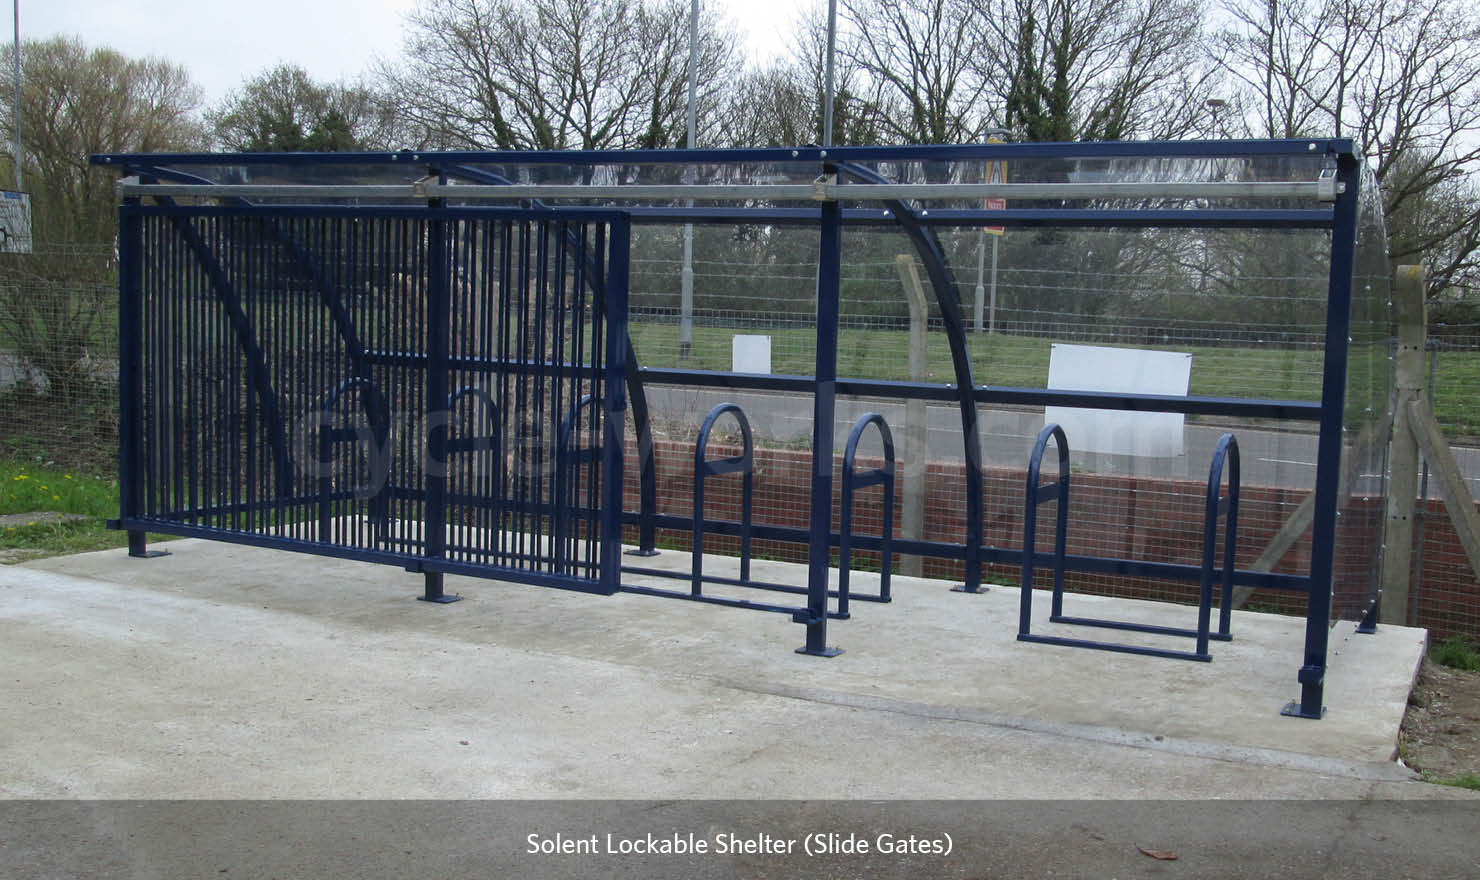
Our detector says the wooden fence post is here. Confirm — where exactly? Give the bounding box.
[1379,265,1426,623]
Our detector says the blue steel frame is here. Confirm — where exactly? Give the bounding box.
[97,139,1363,717]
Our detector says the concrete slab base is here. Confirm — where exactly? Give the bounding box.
[0,539,1459,800]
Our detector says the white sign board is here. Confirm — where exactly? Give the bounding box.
[0,191,32,254]
[1045,343,1192,457]
[732,334,772,374]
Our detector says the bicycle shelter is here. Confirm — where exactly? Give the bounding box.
[94,140,1391,718]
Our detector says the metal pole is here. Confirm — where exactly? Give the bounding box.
[11,0,19,191]
[679,0,698,359]
[799,180,843,657]
[822,0,837,146]
[973,226,985,333]
[988,234,999,334]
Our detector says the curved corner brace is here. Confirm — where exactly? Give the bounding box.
[834,161,986,591]
[447,163,660,554]
[136,165,373,381]
[151,198,294,499]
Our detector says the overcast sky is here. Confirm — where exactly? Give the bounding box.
[19,0,810,108]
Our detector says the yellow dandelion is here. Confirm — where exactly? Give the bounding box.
[53,495,61,501]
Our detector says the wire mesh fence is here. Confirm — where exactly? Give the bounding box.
[0,244,120,474]
[1410,334,1480,640]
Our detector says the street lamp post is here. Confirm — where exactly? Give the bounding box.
[11,0,19,191]
[679,0,699,360]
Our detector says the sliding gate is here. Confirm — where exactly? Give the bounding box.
[115,203,631,598]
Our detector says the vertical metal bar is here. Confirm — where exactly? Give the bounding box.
[514,220,530,568]
[244,216,260,537]
[692,449,707,597]
[600,214,630,593]
[534,219,551,570]
[588,222,607,582]
[1197,447,1221,658]
[551,222,570,571]
[1018,457,1040,637]
[880,431,894,602]
[422,191,456,602]
[798,190,843,657]
[740,444,753,583]
[204,217,218,530]
[1219,440,1240,638]
[1285,155,1360,719]
[118,204,150,556]
[1051,444,1069,619]
[170,212,186,520]
[184,212,199,529]
[838,457,855,619]
[496,219,514,569]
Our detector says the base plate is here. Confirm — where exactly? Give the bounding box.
[417,594,463,604]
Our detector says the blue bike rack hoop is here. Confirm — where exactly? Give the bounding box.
[1018,427,1243,662]
[691,403,755,597]
[837,412,896,618]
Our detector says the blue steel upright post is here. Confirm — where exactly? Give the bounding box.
[1284,151,1361,717]
[421,173,459,603]
[600,214,631,593]
[799,170,844,656]
[117,201,152,558]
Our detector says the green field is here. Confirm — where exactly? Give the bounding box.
[631,323,1331,395]
[630,323,1480,434]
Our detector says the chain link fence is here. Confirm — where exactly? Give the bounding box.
[0,243,120,475]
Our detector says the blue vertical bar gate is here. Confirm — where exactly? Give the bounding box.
[114,202,631,597]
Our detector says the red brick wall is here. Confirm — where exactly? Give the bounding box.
[621,440,1479,640]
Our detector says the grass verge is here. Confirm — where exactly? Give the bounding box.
[1431,635,1480,671]
[1423,772,1480,790]
[0,459,175,562]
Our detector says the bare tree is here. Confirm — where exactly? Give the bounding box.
[970,0,1214,142]
[723,8,885,147]
[381,0,737,150]
[1218,0,1480,294]
[627,0,743,148]
[840,0,992,143]
[723,64,819,147]
[208,64,398,152]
